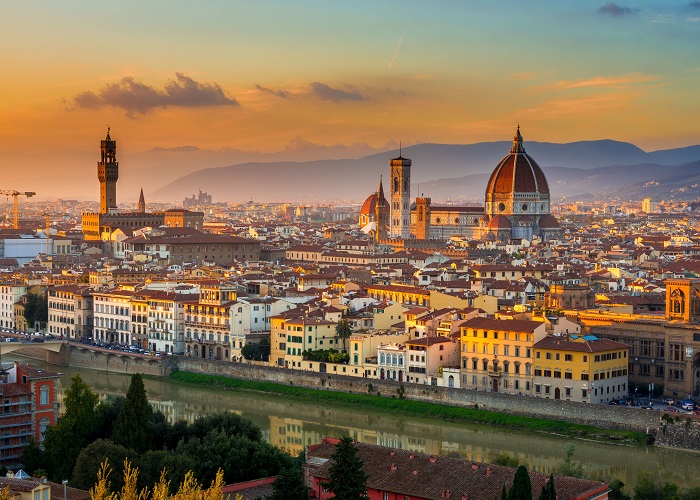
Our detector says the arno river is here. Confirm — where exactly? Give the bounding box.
[14,357,700,489]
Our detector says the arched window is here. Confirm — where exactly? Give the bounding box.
[380,353,385,364]
[394,177,399,192]
[392,354,397,365]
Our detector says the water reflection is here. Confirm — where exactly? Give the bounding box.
[18,358,700,489]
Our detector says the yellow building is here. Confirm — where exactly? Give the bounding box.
[459,317,547,394]
[533,334,629,403]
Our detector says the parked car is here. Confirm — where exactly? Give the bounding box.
[663,397,675,406]
[663,406,680,413]
[680,400,696,411]
[608,399,620,405]
[639,401,654,410]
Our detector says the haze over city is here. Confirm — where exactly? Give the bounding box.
[2,1,700,200]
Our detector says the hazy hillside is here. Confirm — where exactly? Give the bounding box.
[152,141,700,203]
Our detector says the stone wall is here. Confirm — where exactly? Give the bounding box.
[654,414,700,450]
[174,357,660,434]
[17,345,660,435]
[16,344,172,377]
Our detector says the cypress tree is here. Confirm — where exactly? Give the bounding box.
[324,436,369,500]
[508,465,533,500]
[112,373,153,452]
[539,474,556,500]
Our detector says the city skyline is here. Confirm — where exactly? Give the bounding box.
[1,1,699,198]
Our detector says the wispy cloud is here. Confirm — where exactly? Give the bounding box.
[255,84,291,98]
[552,72,659,89]
[598,2,636,16]
[687,16,700,22]
[68,73,238,116]
[309,82,367,102]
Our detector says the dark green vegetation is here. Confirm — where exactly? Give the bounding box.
[302,348,350,363]
[241,338,270,361]
[169,371,652,445]
[323,436,369,500]
[21,373,295,491]
[23,292,47,329]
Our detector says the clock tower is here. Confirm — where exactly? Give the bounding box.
[98,127,119,214]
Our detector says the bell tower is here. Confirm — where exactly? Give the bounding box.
[98,127,119,214]
[389,151,411,239]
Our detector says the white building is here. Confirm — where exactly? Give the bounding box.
[0,283,27,330]
[377,343,406,382]
[47,285,93,339]
[92,289,133,345]
[145,290,187,354]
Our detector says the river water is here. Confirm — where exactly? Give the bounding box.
[14,357,700,490]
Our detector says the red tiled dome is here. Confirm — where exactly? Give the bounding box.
[486,127,549,196]
[539,214,560,229]
[360,193,379,216]
[488,214,512,230]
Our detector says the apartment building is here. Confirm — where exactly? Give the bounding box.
[405,336,460,385]
[184,281,235,360]
[47,285,93,340]
[459,317,547,394]
[92,288,134,345]
[533,334,630,403]
[144,290,188,355]
[0,282,27,330]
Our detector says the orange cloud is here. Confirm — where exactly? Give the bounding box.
[552,72,660,89]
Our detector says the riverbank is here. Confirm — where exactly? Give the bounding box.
[168,371,651,446]
[12,354,700,489]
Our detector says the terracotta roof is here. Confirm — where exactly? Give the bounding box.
[534,335,631,352]
[462,317,543,333]
[307,439,608,500]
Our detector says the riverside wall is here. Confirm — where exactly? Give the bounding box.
[172,356,660,434]
[18,344,660,435]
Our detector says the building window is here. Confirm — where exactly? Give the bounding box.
[40,386,49,406]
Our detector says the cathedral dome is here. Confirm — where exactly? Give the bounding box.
[486,127,549,196]
[360,193,380,216]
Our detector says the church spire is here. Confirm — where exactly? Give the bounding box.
[377,175,386,204]
[511,124,525,153]
[137,187,145,213]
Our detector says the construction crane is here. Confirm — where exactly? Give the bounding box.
[0,190,36,229]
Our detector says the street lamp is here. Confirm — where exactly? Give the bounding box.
[62,479,68,500]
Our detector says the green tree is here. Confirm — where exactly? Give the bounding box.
[41,373,101,481]
[324,436,368,500]
[241,339,270,361]
[608,479,630,500]
[23,293,47,330]
[538,475,556,500]
[508,465,532,500]
[335,318,353,353]
[270,452,307,500]
[112,374,153,453]
[71,439,130,491]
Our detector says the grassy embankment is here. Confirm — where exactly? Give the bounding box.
[169,371,652,445]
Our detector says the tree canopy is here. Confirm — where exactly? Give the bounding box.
[335,319,353,352]
[508,465,532,500]
[112,374,153,453]
[324,436,368,500]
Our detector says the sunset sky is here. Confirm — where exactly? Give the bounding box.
[1,0,699,197]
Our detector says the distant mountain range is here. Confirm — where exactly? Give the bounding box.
[151,140,700,204]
